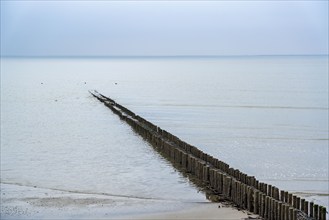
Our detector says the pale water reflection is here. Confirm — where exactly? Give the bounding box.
[1,56,328,217]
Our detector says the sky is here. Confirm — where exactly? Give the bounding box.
[1,1,328,57]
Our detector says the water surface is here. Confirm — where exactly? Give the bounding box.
[1,56,328,216]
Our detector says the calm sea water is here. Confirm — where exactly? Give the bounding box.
[1,56,328,216]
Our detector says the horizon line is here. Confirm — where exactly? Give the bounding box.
[1,54,328,59]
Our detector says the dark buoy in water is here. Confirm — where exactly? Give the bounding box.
[41,82,43,84]
[115,82,117,85]
[55,99,58,102]
[84,82,86,84]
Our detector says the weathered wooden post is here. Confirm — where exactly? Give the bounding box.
[203,165,209,182]
[296,197,300,210]
[254,190,259,214]
[231,180,235,203]
[227,176,232,198]
[275,187,280,200]
[310,202,314,218]
[268,198,272,220]
[218,172,223,193]
[301,198,305,213]
[274,200,278,220]
[280,190,285,202]
[293,209,298,220]
[320,206,327,220]
[260,193,265,217]
[285,191,289,204]
[278,202,284,220]
[182,152,187,169]
[314,204,319,220]
[289,207,294,220]
[209,169,214,188]
[265,196,270,219]
[271,198,275,220]
[285,204,289,220]
[289,193,293,206]
[244,184,248,209]
[268,185,273,197]
[293,195,297,209]
[304,200,309,216]
[247,187,251,212]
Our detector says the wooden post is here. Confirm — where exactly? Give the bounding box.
[289,207,293,220]
[304,201,309,216]
[227,176,232,198]
[244,184,248,209]
[264,183,268,194]
[187,155,192,173]
[268,198,272,220]
[296,197,300,210]
[265,196,269,219]
[285,204,289,220]
[271,198,275,220]
[273,199,277,220]
[214,171,218,191]
[254,190,259,214]
[301,198,305,213]
[275,187,280,200]
[218,173,223,193]
[293,195,297,208]
[231,180,235,203]
[293,209,298,220]
[209,169,213,187]
[314,204,319,220]
[260,182,264,193]
[250,188,254,213]
[320,206,327,220]
[260,193,265,218]
[310,202,314,218]
[274,200,279,220]
[288,193,293,206]
[182,152,187,169]
[203,165,209,182]
[255,180,259,190]
[278,202,283,220]
[268,185,273,197]
[247,187,251,212]
[280,190,285,202]
[223,175,227,197]
[272,187,276,200]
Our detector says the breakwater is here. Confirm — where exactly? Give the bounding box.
[90,90,327,220]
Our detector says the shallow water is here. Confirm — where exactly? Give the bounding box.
[1,56,328,216]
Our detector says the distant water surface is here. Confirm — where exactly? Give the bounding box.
[1,56,328,216]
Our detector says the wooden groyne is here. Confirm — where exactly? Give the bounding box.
[90,90,327,220]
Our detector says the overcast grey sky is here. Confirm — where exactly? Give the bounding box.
[1,1,328,56]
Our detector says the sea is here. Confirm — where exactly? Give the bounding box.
[1,55,328,218]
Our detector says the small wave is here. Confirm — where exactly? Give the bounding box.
[292,191,329,197]
[260,179,329,182]
[0,182,200,203]
[155,103,328,111]
[0,182,163,201]
[231,136,329,141]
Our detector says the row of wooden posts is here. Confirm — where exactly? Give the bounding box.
[90,91,327,220]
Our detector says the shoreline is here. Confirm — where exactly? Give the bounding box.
[131,203,260,220]
[0,183,259,219]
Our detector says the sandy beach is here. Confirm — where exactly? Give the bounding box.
[0,183,260,220]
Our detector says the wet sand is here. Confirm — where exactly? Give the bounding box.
[131,203,260,220]
[1,183,260,219]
